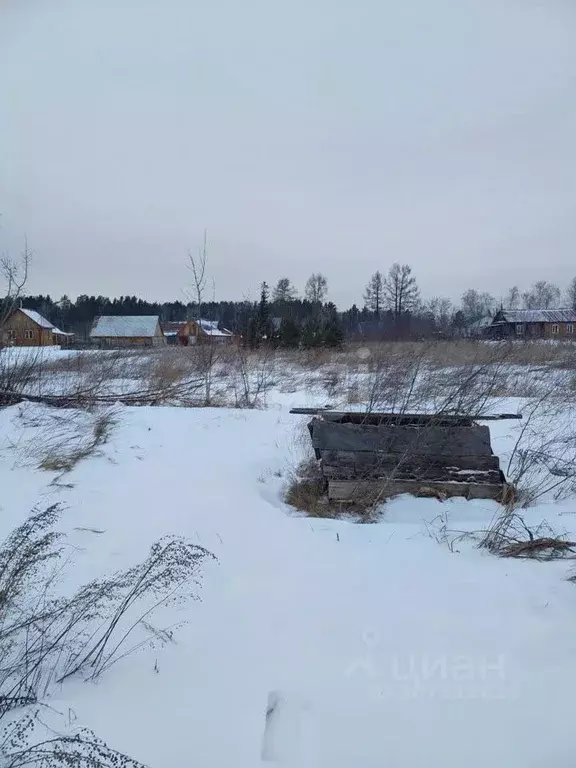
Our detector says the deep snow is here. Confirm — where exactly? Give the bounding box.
[1,398,576,767]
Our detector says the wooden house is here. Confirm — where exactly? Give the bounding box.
[0,307,74,347]
[488,309,576,340]
[161,321,187,345]
[161,319,234,346]
[90,316,165,348]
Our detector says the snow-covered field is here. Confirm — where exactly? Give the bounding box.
[1,355,576,766]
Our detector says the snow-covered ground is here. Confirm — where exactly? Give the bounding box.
[1,382,576,766]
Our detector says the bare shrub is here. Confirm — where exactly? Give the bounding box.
[1,712,147,767]
[0,348,46,404]
[145,348,194,391]
[0,491,215,767]
[504,389,576,506]
[0,504,215,717]
[294,347,336,371]
[230,345,276,408]
[320,369,343,399]
[0,348,209,408]
[361,342,521,417]
[0,711,146,768]
[345,384,361,405]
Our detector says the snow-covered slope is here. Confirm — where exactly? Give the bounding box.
[1,401,575,767]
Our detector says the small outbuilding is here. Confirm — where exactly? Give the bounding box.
[161,319,234,346]
[90,316,165,348]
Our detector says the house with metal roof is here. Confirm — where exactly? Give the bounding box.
[488,308,576,340]
[90,316,165,348]
[0,307,74,347]
[160,319,234,346]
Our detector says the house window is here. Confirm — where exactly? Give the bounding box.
[24,329,34,340]
[7,329,16,340]
[567,324,574,335]
[515,324,524,335]
[552,324,559,335]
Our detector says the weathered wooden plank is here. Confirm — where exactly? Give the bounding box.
[318,412,474,427]
[477,413,522,421]
[310,418,493,456]
[322,462,502,485]
[328,479,505,503]
[290,409,521,420]
[289,406,334,415]
[320,450,500,472]
[319,411,521,423]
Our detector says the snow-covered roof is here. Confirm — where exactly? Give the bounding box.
[197,319,233,337]
[20,308,54,329]
[90,315,160,338]
[16,308,74,336]
[496,309,576,324]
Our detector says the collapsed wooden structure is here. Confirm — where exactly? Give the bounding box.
[301,410,511,503]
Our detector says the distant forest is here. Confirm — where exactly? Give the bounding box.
[8,265,576,346]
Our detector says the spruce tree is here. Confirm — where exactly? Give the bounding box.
[279,317,301,348]
[321,303,344,347]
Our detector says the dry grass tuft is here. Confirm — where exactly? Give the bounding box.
[39,410,116,473]
[284,458,381,521]
[285,459,329,515]
[479,509,576,561]
[501,537,576,560]
[146,348,193,390]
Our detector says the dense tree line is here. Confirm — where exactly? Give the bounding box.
[7,267,576,346]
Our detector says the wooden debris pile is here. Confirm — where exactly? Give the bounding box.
[300,410,512,503]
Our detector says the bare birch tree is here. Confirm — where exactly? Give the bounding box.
[1,238,32,331]
[304,273,328,304]
[186,230,218,405]
[187,229,207,321]
[566,277,576,311]
[522,280,561,310]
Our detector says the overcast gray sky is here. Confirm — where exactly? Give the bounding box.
[1,0,575,308]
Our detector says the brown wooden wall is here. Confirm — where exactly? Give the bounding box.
[0,310,53,346]
[95,336,162,348]
[510,322,575,339]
